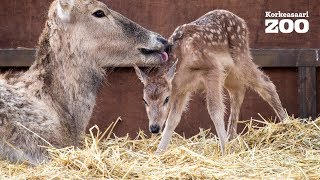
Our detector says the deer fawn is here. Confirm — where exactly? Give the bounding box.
[134,10,287,154]
[0,0,169,164]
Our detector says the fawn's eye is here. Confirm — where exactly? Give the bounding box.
[143,99,148,106]
[92,10,106,18]
[164,97,170,105]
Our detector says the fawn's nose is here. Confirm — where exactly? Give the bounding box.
[150,124,160,134]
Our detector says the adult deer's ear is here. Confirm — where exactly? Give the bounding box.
[57,0,75,22]
[165,60,178,83]
[134,65,148,85]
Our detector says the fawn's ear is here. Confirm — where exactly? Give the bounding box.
[134,65,148,85]
[164,60,178,83]
[57,0,75,22]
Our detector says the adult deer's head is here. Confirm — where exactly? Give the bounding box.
[49,0,169,67]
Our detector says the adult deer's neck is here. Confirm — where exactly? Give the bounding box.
[25,21,105,143]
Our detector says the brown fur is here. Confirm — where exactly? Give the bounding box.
[0,0,169,164]
[135,10,287,154]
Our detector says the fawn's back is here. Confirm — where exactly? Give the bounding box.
[168,10,252,89]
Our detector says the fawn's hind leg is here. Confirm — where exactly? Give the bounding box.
[244,61,287,121]
[157,92,191,153]
[205,72,228,154]
[225,75,246,140]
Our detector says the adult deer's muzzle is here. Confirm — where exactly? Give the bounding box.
[139,35,169,63]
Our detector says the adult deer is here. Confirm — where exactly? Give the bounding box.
[0,0,169,164]
[134,10,286,154]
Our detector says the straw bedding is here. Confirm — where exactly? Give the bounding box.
[0,117,319,179]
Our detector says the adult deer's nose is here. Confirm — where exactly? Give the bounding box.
[157,37,170,52]
[157,37,168,46]
[150,124,160,134]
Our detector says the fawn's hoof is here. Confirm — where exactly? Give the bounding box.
[155,149,166,155]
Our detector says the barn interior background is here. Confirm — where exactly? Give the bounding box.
[0,0,319,137]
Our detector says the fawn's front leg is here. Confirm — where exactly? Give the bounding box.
[224,74,246,140]
[156,92,190,153]
[205,74,228,155]
[226,85,245,140]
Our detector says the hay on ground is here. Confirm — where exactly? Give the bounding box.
[0,117,320,179]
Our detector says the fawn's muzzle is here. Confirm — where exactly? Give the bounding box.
[149,124,160,134]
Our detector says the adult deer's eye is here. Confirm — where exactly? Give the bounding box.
[164,97,170,105]
[92,10,106,18]
[143,99,148,106]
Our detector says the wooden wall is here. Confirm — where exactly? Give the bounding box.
[0,0,319,137]
[0,0,319,48]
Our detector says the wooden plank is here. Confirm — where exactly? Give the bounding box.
[0,49,319,67]
[252,49,320,67]
[298,67,317,119]
[0,49,35,67]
